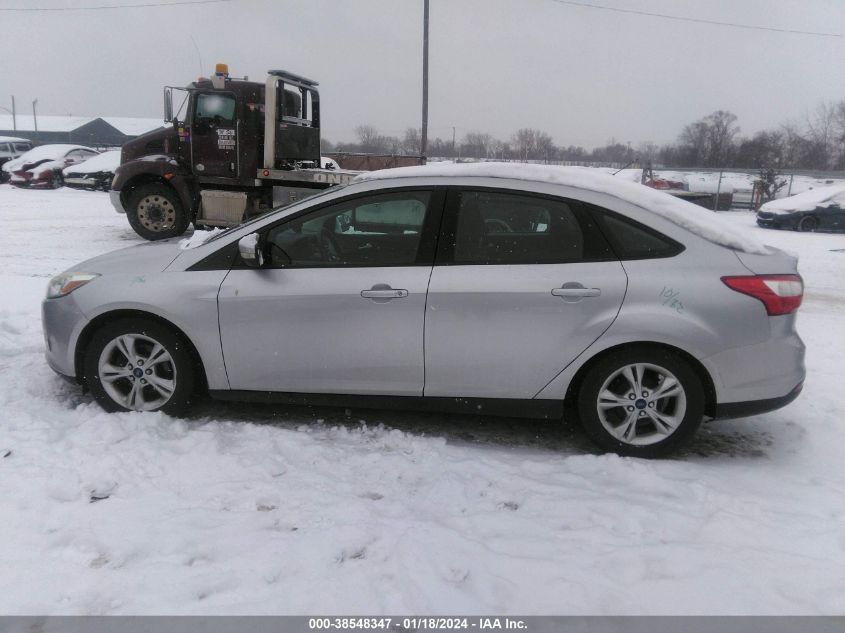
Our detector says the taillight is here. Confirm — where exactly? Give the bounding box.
[721,275,803,316]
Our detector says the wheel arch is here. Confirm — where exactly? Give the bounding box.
[562,341,718,418]
[74,309,208,393]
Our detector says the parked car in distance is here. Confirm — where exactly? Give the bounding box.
[6,144,99,189]
[42,163,805,458]
[0,136,34,183]
[757,185,845,232]
[63,150,121,191]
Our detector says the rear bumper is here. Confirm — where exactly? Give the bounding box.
[713,381,803,419]
[701,319,805,405]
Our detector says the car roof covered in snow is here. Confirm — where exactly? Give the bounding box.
[63,150,121,174]
[0,136,31,144]
[760,184,845,213]
[357,162,768,254]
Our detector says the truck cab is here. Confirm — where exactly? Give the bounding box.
[111,64,355,240]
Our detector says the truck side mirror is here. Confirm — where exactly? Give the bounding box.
[163,87,173,123]
[238,233,264,268]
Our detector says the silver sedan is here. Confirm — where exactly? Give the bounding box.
[42,166,805,457]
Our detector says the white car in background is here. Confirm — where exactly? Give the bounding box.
[4,144,99,189]
[62,150,122,191]
[0,136,34,183]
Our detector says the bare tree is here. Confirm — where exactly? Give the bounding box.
[677,111,739,167]
[461,131,494,159]
[401,128,422,156]
[510,128,555,161]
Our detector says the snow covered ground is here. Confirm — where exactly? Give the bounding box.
[0,184,844,615]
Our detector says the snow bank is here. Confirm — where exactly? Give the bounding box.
[761,184,845,215]
[1,188,845,614]
[358,163,768,254]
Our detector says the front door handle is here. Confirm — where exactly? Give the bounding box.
[361,284,409,301]
[552,282,601,302]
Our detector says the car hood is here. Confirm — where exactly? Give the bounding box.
[70,239,184,275]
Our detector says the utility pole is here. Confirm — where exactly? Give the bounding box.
[452,126,456,157]
[32,99,38,140]
[421,0,429,164]
[11,96,16,131]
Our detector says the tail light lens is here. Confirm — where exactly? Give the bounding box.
[721,275,803,316]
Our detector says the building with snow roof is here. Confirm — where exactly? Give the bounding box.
[0,115,166,149]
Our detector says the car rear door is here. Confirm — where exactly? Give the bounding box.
[217,189,444,396]
[423,189,628,399]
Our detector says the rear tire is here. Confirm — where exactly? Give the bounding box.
[83,318,196,416]
[797,215,818,232]
[127,183,189,241]
[576,346,705,458]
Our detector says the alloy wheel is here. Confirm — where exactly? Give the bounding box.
[97,333,177,411]
[596,362,687,446]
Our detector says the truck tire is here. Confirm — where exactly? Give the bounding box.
[127,184,189,241]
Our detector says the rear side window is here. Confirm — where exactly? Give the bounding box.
[14,143,31,153]
[591,207,683,260]
[449,191,609,265]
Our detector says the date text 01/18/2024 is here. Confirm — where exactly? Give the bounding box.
[308,617,528,630]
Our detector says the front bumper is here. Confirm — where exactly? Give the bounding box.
[42,294,91,381]
[109,189,125,214]
[64,176,98,188]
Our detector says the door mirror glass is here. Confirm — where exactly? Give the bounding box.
[238,233,264,268]
[164,87,173,123]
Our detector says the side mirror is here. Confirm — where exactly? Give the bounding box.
[238,233,264,268]
[164,87,173,123]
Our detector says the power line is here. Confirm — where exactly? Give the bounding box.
[549,0,843,38]
[0,0,231,11]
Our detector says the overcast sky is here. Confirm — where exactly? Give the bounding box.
[3,0,844,149]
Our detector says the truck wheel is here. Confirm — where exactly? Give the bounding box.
[127,184,189,241]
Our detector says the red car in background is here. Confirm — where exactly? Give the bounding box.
[4,145,99,189]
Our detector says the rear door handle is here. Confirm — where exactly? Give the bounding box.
[552,282,601,301]
[361,285,409,300]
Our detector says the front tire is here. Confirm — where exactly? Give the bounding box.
[83,318,196,416]
[51,171,63,189]
[797,215,818,232]
[576,346,705,458]
[127,184,189,241]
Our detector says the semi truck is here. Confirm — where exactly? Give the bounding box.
[110,64,357,240]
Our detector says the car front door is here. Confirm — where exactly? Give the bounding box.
[424,189,628,399]
[218,189,444,396]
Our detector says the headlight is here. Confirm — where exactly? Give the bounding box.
[46,272,100,299]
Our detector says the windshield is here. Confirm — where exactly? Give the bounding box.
[203,184,350,245]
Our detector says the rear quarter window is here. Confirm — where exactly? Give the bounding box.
[590,205,684,260]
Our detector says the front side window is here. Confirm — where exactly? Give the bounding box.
[0,144,11,158]
[264,191,431,268]
[450,191,592,264]
[195,93,236,124]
